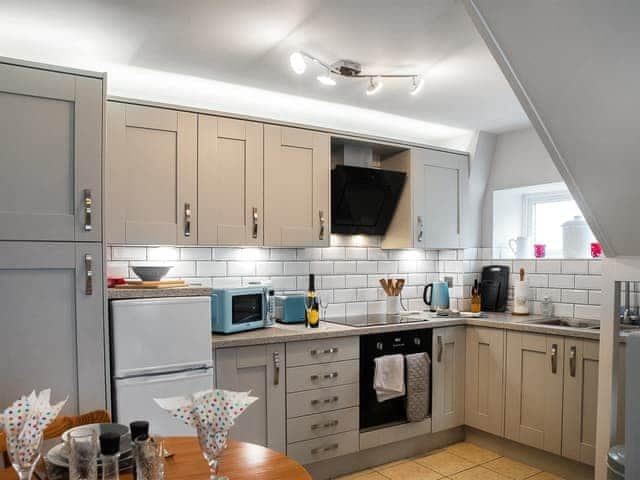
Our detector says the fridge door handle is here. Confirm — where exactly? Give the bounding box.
[116,368,212,386]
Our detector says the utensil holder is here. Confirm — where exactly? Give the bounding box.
[386,296,401,315]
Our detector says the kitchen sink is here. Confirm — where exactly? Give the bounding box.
[526,318,598,329]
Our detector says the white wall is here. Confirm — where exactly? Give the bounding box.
[481,127,563,246]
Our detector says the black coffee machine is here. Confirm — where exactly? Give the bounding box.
[480,265,510,312]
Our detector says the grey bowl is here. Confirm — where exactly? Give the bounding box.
[132,265,172,281]
[62,423,132,454]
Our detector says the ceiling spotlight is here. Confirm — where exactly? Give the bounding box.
[366,76,383,96]
[317,70,336,86]
[410,76,424,96]
[290,51,306,74]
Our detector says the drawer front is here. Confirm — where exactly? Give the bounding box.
[287,384,359,418]
[286,359,359,393]
[287,407,359,443]
[287,337,359,366]
[287,430,359,465]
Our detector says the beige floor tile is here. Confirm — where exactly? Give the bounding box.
[336,472,388,480]
[378,461,443,480]
[451,465,511,480]
[446,442,501,464]
[483,457,541,480]
[414,451,476,476]
[374,459,410,470]
[527,473,566,480]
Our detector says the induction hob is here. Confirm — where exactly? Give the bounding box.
[325,313,430,327]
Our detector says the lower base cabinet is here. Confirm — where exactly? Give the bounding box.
[432,326,466,432]
[214,344,286,453]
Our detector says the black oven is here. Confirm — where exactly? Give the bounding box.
[359,329,432,430]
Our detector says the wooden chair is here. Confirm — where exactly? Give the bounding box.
[0,410,110,466]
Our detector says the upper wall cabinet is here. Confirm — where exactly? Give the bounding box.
[382,148,467,250]
[106,103,197,245]
[0,62,103,242]
[198,115,264,245]
[264,126,330,247]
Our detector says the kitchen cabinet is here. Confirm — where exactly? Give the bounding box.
[382,147,466,249]
[505,331,564,455]
[264,125,330,247]
[465,327,505,436]
[0,61,103,242]
[432,326,466,432]
[0,241,106,415]
[562,338,599,465]
[214,344,286,453]
[106,102,197,245]
[198,115,264,245]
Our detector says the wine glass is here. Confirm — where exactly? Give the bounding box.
[318,295,329,320]
[197,426,229,480]
[7,432,43,480]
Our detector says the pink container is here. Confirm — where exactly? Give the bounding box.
[534,244,546,258]
[591,242,602,258]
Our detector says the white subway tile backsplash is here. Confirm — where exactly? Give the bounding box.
[574,275,602,290]
[112,246,147,261]
[271,276,297,290]
[513,260,536,273]
[321,275,346,289]
[283,262,309,275]
[240,247,270,261]
[527,274,549,288]
[535,260,561,274]
[197,261,227,277]
[147,247,179,261]
[213,248,242,260]
[321,247,346,260]
[270,248,297,260]
[357,288,378,302]
[345,275,368,288]
[367,301,386,314]
[589,260,603,274]
[408,273,427,285]
[211,277,242,288]
[561,260,589,274]
[255,262,283,276]
[574,304,601,320]
[325,303,345,318]
[536,288,561,302]
[357,261,378,274]
[227,261,255,276]
[548,274,575,289]
[561,289,589,304]
[334,289,357,303]
[180,247,212,261]
[367,248,388,260]
[106,261,128,277]
[334,261,357,274]
[439,250,457,260]
[346,302,367,316]
[398,261,418,273]
[309,261,334,275]
[589,290,602,305]
[552,303,575,318]
[346,247,368,260]
[377,261,398,273]
[297,248,322,260]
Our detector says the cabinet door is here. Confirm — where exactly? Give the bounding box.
[106,103,197,245]
[562,339,599,465]
[465,327,505,436]
[264,126,329,247]
[505,332,564,454]
[214,344,285,453]
[198,116,263,245]
[0,241,105,415]
[432,326,466,432]
[412,148,465,249]
[0,63,102,242]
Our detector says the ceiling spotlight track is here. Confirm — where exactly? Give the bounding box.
[289,51,423,96]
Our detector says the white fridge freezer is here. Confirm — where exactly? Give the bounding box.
[111,296,213,436]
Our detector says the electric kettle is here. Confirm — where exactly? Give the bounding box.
[423,282,450,312]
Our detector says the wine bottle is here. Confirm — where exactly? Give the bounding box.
[471,279,481,313]
[306,274,320,328]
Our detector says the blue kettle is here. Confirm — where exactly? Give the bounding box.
[423,282,450,311]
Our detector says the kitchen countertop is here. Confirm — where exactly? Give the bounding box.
[108,286,213,299]
[212,311,602,349]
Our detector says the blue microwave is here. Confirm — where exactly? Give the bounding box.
[211,287,267,334]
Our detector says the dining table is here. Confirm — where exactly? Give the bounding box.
[0,437,311,480]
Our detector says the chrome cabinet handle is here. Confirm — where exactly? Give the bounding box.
[311,443,339,455]
[310,420,339,430]
[310,396,339,406]
[310,347,338,356]
[437,336,443,362]
[84,254,93,295]
[417,216,424,243]
[184,203,192,237]
[319,210,326,241]
[273,351,280,386]
[252,207,258,239]
[551,344,558,374]
[569,346,577,377]
[310,372,339,381]
[83,189,92,232]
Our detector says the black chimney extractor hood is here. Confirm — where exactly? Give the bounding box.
[331,165,406,235]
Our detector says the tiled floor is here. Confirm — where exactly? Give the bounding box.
[334,442,565,480]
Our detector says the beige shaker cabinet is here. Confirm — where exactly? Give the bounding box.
[464,326,505,437]
[214,344,286,454]
[382,147,466,249]
[505,331,564,455]
[198,115,264,245]
[106,102,198,245]
[432,326,466,432]
[264,125,330,247]
[562,338,599,465]
[0,62,103,242]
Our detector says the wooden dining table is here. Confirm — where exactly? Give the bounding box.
[0,437,311,480]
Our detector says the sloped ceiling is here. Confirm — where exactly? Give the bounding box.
[465,0,640,257]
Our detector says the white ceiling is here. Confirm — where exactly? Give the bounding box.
[0,0,528,135]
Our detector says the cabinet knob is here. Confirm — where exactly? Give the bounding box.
[319,210,326,241]
[273,351,280,385]
[417,216,424,243]
[310,372,339,381]
[184,203,192,237]
[310,443,338,455]
[569,346,577,377]
[437,335,443,362]
[252,207,259,239]
[83,189,93,232]
[550,344,558,374]
[310,347,338,356]
[84,254,93,296]
[310,420,339,430]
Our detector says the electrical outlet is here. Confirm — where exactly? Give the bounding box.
[444,276,454,288]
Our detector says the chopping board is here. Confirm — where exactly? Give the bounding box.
[113,280,187,289]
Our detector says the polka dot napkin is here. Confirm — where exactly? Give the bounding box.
[154,389,258,433]
[1,389,67,466]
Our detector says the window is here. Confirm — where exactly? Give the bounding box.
[523,191,585,257]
